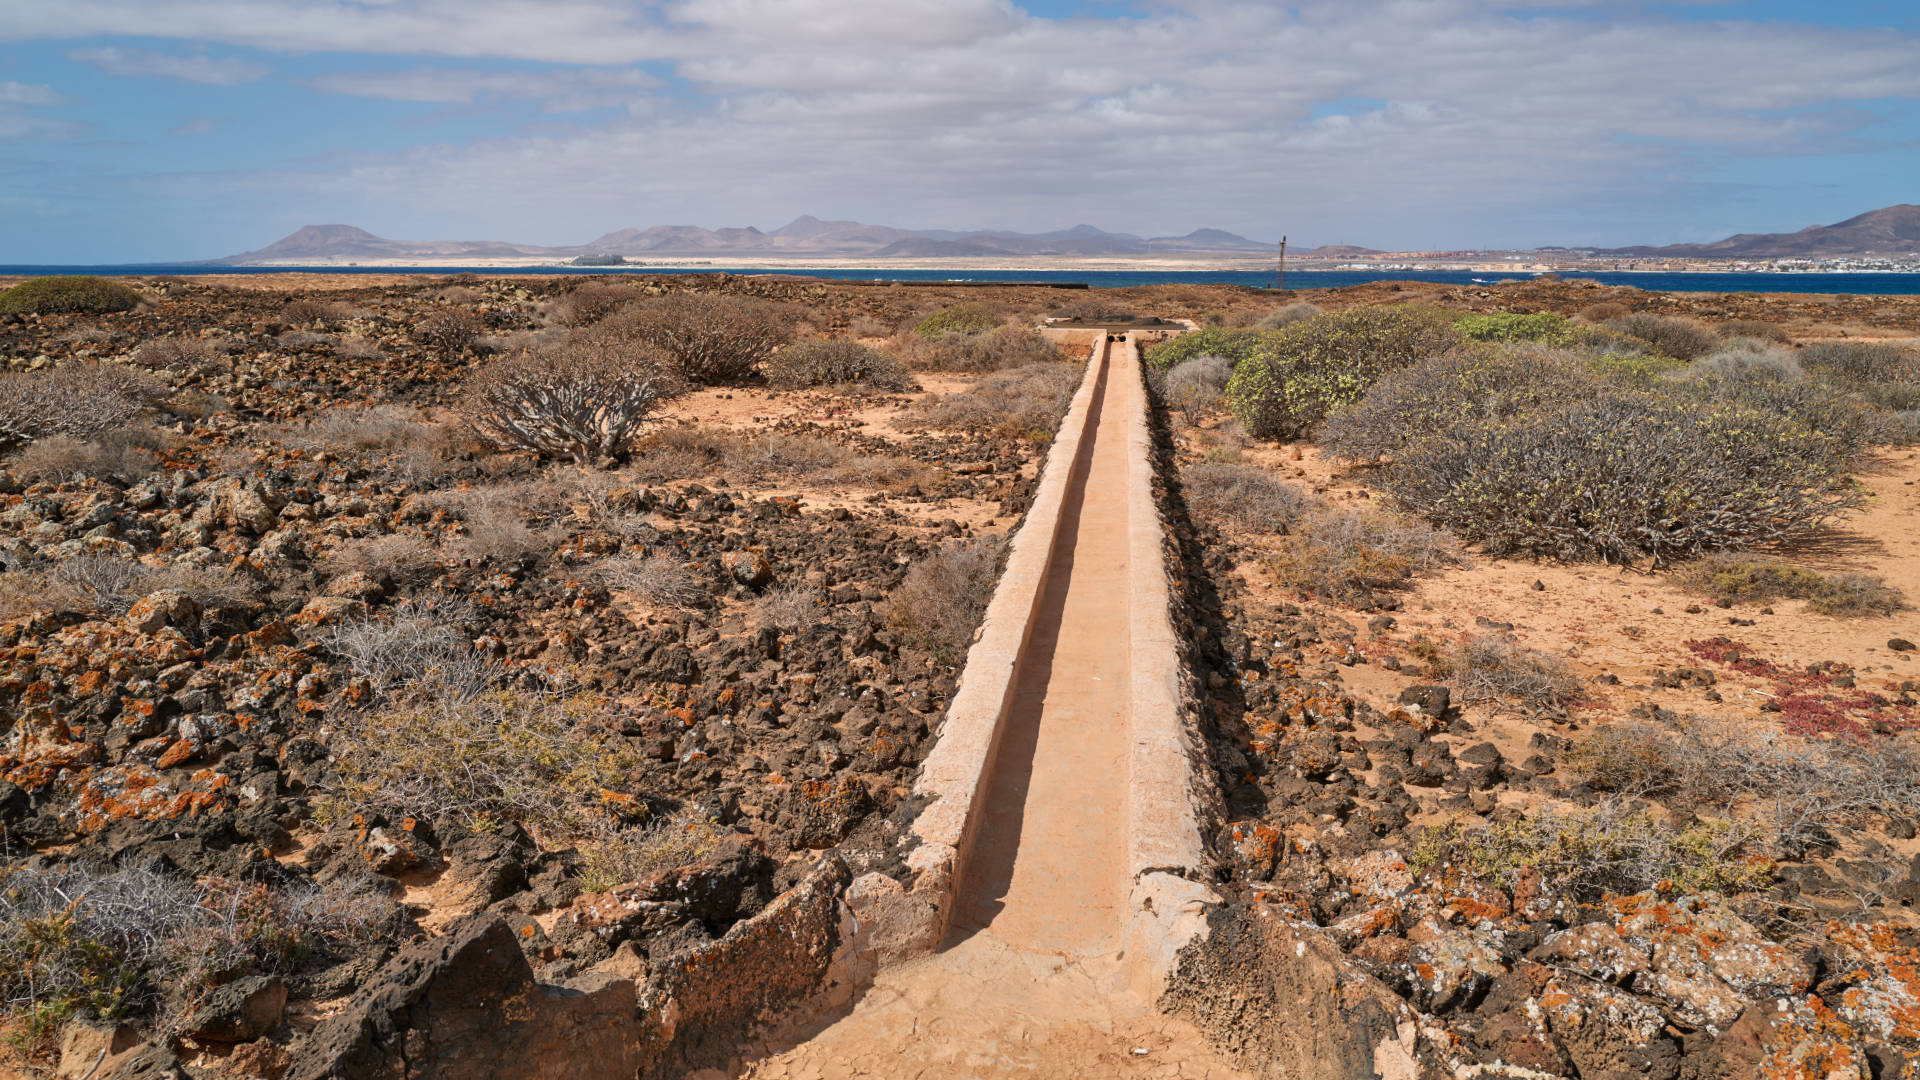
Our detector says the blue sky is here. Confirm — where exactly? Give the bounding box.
[0,0,1916,262]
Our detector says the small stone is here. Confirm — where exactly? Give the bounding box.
[1890,638,1916,652]
[1531,580,1545,591]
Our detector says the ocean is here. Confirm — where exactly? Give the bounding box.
[4,265,1920,296]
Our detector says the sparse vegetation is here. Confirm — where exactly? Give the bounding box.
[908,361,1083,438]
[461,341,682,464]
[608,293,792,383]
[1415,635,1583,717]
[748,583,824,632]
[904,325,1061,373]
[883,535,1006,661]
[0,556,255,620]
[0,276,143,316]
[1263,506,1460,605]
[1674,554,1905,616]
[764,338,915,391]
[576,812,727,893]
[1179,463,1316,531]
[1160,354,1234,420]
[596,552,709,610]
[1603,312,1719,360]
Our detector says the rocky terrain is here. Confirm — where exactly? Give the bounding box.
[5,270,1920,1078]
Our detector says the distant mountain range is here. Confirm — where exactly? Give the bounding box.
[218,216,1318,264]
[1598,204,1920,259]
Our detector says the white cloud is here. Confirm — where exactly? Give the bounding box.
[0,81,62,106]
[68,46,269,84]
[9,0,1920,246]
[307,67,658,111]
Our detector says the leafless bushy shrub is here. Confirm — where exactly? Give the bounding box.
[462,342,682,465]
[748,583,824,632]
[904,325,1061,373]
[1423,635,1583,717]
[0,556,255,620]
[1161,354,1234,420]
[1180,463,1316,532]
[132,336,222,375]
[418,308,486,352]
[321,595,479,697]
[319,532,444,583]
[907,362,1083,439]
[11,425,174,483]
[558,282,642,326]
[764,339,915,391]
[1255,301,1322,329]
[883,535,1006,661]
[1263,506,1462,605]
[1603,312,1719,360]
[280,298,354,327]
[0,363,168,450]
[1569,719,1920,858]
[604,294,792,383]
[596,552,708,609]
[450,492,560,563]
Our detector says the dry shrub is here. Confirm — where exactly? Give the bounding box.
[748,583,824,632]
[604,294,792,384]
[1720,319,1793,344]
[1161,354,1233,420]
[558,282,642,326]
[323,667,628,832]
[596,552,708,609]
[764,339,914,391]
[908,362,1083,439]
[1673,553,1904,617]
[418,308,485,352]
[336,336,386,361]
[450,493,560,563]
[847,316,892,339]
[1578,301,1632,323]
[462,342,682,465]
[1180,463,1315,532]
[1263,506,1461,605]
[1603,312,1719,360]
[319,532,444,584]
[131,336,222,374]
[280,298,353,326]
[1255,301,1322,329]
[0,863,398,1044]
[576,812,726,893]
[0,556,255,620]
[1569,719,1920,859]
[883,535,1006,661]
[904,326,1061,373]
[0,363,167,450]
[10,426,172,484]
[1420,635,1582,716]
[1801,340,1920,413]
[320,595,477,697]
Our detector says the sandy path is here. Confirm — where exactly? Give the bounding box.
[736,342,1245,1079]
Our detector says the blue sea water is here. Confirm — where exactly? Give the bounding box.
[4,264,1920,296]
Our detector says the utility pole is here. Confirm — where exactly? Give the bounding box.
[1274,235,1287,291]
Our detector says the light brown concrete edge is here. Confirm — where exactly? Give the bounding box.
[838,333,1111,965]
[1119,331,1225,990]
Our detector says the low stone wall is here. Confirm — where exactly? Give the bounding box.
[845,334,1112,963]
[285,856,852,1080]
[1119,331,1228,991]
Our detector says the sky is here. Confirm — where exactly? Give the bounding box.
[0,0,1917,263]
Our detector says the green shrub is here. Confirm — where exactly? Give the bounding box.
[1673,553,1905,616]
[1455,312,1580,344]
[913,304,1000,338]
[1225,305,1465,441]
[1143,326,1267,371]
[1381,393,1862,564]
[765,338,915,391]
[0,276,142,316]
[1687,363,1894,463]
[1408,804,1773,903]
[1603,312,1719,360]
[1321,346,1601,462]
